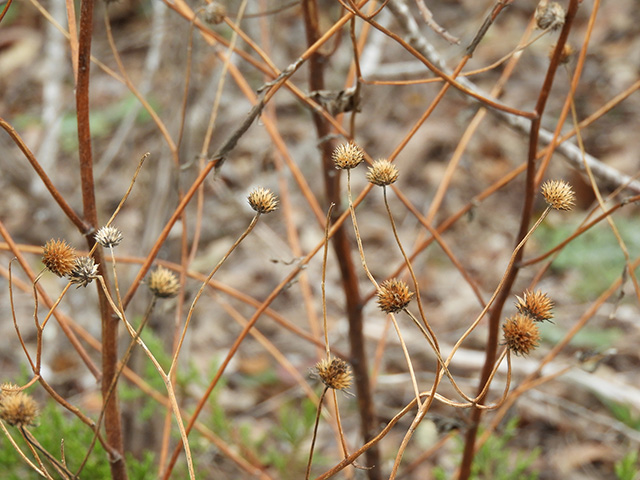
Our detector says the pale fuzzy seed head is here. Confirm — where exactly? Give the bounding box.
[541,180,575,211]
[42,239,77,277]
[367,159,399,187]
[248,187,278,214]
[95,226,123,248]
[377,279,414,313]
[203,1,226,24]
[0,383,20,398]
[332,142,364,170]
[535,1,565,30]
[0,391,38,427]
[515,290,554,322]
[148,266,180,298]
[503,313,540,356]
[315,357,352,390]
[68,256,99,288]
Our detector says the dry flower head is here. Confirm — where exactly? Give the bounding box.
[95,225,123,248]
[367,159,399,186]
[332,142,364,170]
[503,313,540,356]
[69,256,99,288]
[377,279,414,313]
[541,180,575,211]
[315,357,352,390]
[148,266,180,298]
[535,1,565,30]
[42,239,77,277]
[248,187,278,214]
[515,290,554,322]
[0,390,38,427]
[203,2,226,25]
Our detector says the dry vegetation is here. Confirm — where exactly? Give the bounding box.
[1,0,640,479]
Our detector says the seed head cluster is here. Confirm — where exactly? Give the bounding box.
[0,384,38,428]
[515,290,554,323]
[42,239,77,277]
[367,159,399,187]
[95,225,123,248]
[332,142,364,170]
[535,1,565,30]
[541,180,575,211]
[377,279,414,313]
[148,266,180,298]
[69,256,99,288]
[248,187,279,214]
[315,357,352,390]
[203,1,226,25]
[503,313,540,356]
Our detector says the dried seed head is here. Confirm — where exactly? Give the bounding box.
[95,226,123,248]
[332,142,364,170]
[367,159,399,187]
[0,383,20,398]
[541,180,575,211]
[377,279,414,313]
[503,314,540,356]
[315,357,352,390]
[535,1,565,30]
[550,43,575,64]
[42,239,77,277]
[148,266,180,298]
[515,290,554,322]
[203,1,226,25]
[69,256,99,288]
[248,187,278,214]
[0,390,38,427]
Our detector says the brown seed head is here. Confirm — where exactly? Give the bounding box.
[203,1,226,24]
[541,180,575,211]
[367,159,399,187]
[515,290,554,322]
[42,239,77,277]
[377,279,414,313]
[0,390,38,427]
[69,256,99,288]
[332,142,364,170]
[148,266,180,298]
[535,1,565,30]
[315,357,352,390]
[550,43,575,64]
[95,226,123,248]
[248,187,278,214]
[503,314,540,356]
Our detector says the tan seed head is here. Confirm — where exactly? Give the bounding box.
[515,290,554,322]
[148,266,180,298]
[95,226,123,248]
[315,357,352,390]
[541,180,575,211]
[377,279,414,313]
[332,142,364,170]
[0,390,38,428]
[248,187,278,214]
[503,313,540,356]
[367,159,399,187]
[42,239,77,277]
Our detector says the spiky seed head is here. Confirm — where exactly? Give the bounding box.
[535,1,565,30]
[377,279,414,313]
[503,314,540,356]
[315,357,352,390]
[367,159,399,186]
[0,383,20,399]
[248,187,278,214]
[203,1,226,25]
[42,239,77,277]
[148,266,180,298]
[332,142,364,170]
[541,180,575,211]
[95,226,123,248]
[0,390,38,427]
[551,43,575,64]
[515,290,554,322]
[68,256,99,288]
